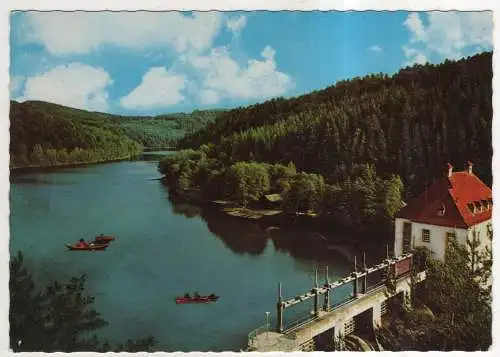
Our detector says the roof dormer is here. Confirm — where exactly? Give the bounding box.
[437,203,446,216]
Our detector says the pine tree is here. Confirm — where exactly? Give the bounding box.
[376,238,492,351]
[9,252,158,352]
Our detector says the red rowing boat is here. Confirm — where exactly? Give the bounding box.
[94,234,115,243]
[65,243,109,251]
[175,295,219,304]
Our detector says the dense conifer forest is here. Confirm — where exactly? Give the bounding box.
[179,52,492,197]
[162,52,492,230]
[9,100,222,168]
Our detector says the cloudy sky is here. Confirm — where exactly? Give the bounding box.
[9,11,493,115]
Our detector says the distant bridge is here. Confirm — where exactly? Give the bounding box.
[247,252,426,352]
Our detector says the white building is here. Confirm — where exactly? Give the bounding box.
[394,162,492,262]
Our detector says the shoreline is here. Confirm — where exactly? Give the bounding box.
[165,184,392,239]
[167,188,393,261]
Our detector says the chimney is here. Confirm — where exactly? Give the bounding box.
[467,161,473,175]
[447,163,453,178]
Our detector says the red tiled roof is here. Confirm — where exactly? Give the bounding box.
[396,170,492,228]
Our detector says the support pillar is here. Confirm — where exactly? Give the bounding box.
[313,292,319,317]
[313,267,319,316]
[277,282,284,332]
[362,252,367,294]
[372,303,382,328]
[403,283,412,310]
[353,256,358,298]
[323,265,330,311]
[334,322,346,351]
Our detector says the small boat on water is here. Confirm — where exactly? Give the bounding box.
[65,243,109,251]
[65,234,116,252]
[175,294,219,304]
[93,234,116,244]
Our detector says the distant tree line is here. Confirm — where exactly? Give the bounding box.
[179,52,492,200]
[9,100,222,168]
[117,109,223,148]
[11,142,142,168]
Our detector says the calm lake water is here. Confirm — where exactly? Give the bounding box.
[9,153,388,351]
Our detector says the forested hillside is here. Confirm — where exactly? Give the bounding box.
[119,110,223,148]
[9,100,221,168]
[161,53,492,232]
[179,52,493,199]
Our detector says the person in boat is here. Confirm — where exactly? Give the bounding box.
[76,238,89,248]
[209,293,216,298]
[184,293,191,299]
[194,292,200,298]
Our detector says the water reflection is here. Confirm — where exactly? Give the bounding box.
[171,202,202,218]
[202,210,268,255]
[267,228,353,263]
[162,180,391,273]
[166,193,362,268]
[167,190,203,218]
[10,174,74,186]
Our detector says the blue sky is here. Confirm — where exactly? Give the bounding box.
[9,11,493,115]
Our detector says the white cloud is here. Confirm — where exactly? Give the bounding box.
[188,45,294,103]
[402,46,428,66]
[20,11,222,55]
[120,67,186,110]
[368,45,383,53]
[402,11,492,64]
[404,13,427,42]
[226,15,247,34]
[261,46,276,60]
[10,76,25,97]
[199,89,219,105]
[17,63,112,111]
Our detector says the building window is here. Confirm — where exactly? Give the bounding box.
[402,222,412,253]
[422,229,431,243]
[487,223,493,241]
[446,232,456,246]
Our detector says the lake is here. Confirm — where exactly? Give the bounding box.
[9,153,389,351]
